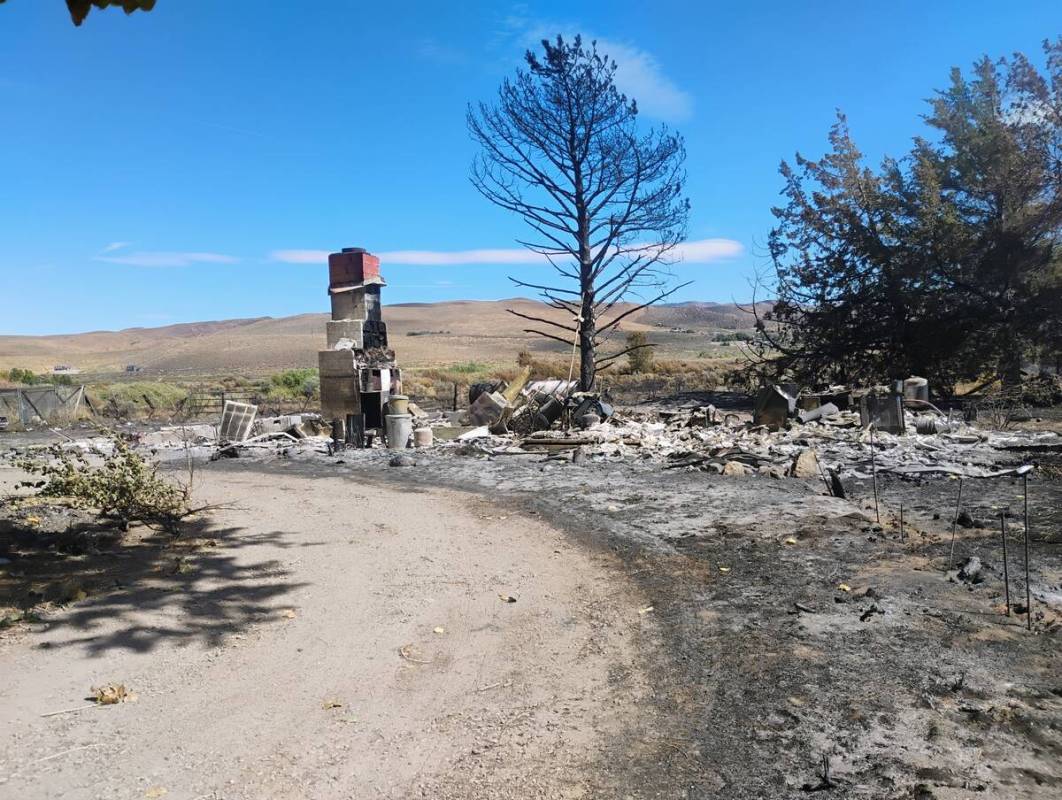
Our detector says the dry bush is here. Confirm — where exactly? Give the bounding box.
[973,387,1029,430]
[18,429,192,531]
[88,382,189,419]
[402,362,521,405]
[600,358,741,400]
[520,356,575,380]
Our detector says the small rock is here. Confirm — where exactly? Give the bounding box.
[789,448,820,478]
[389,455,416,467]
[957,556,983,583]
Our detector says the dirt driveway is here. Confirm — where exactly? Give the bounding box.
[0,467,665,799]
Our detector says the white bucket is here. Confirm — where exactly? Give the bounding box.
[413,427,433,448]
[385,414,413,449]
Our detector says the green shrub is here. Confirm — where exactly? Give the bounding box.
[19,429,191,529]
[626,332,654,374]
[7,367,41,385]
[268,369,319,401]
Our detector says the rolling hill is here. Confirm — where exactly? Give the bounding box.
[0,299,765,378]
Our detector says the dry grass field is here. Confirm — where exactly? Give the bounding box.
[0,299,764,379]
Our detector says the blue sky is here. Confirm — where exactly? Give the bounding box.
[1,1,1057,335]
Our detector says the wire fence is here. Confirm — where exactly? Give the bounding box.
[0,385,85,427]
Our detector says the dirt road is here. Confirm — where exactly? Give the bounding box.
[0,467,663,799]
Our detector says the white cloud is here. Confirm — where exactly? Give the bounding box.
[594,38,693,122]
[94,251,240,268]
[270,249,331,264]
[100,241,131,253]
[674,238,744,262]
[502,16,693,122]
[270,238,741,266]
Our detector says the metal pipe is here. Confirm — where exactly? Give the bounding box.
[870,425,880,524]
[1024,472,1032,631]
[1000,513,1011,617]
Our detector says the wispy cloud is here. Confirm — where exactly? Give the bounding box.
[674,238,744,262]
[94,248,240,268]
[595,38,693,122]
[270,238,742,266]
[495,13,693,122]
[100,241,131,253]
[270,249,333,264]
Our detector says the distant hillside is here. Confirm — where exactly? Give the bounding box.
[0,299,761,377]
[640,301,770,330]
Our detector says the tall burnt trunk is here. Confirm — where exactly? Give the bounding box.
[579,291,596,391]
[578,228,596,391]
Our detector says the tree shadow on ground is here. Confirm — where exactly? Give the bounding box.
[0,511,311,656]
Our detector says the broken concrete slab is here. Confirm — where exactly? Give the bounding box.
[469,391,509,427]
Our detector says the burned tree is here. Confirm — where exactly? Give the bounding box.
[749,40,1062,391]
[0,0,157,26]
[468,35,689,390]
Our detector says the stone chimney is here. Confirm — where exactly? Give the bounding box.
[317,247,399,439]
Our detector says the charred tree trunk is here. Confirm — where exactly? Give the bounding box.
[576,192,596,390]
[579,286,596,390]
[467,36,689,388]
[999,335,1024,388]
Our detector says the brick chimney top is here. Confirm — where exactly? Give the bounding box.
[329,247,382,290]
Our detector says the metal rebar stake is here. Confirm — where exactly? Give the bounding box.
[947,477,964,570]
[870,425,880,524]
[1024,472,1032,631]
[1000,513,1011,617]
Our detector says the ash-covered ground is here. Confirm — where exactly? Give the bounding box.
[201,426,1061,799]
[2,402,1061,798]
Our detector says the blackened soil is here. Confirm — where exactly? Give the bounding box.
[206,447,1061,799]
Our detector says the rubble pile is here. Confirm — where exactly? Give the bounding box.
[422,402,1056,480]
[162,378,1057,482]
[10,378,1052,486]
[412,379,1058,482]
